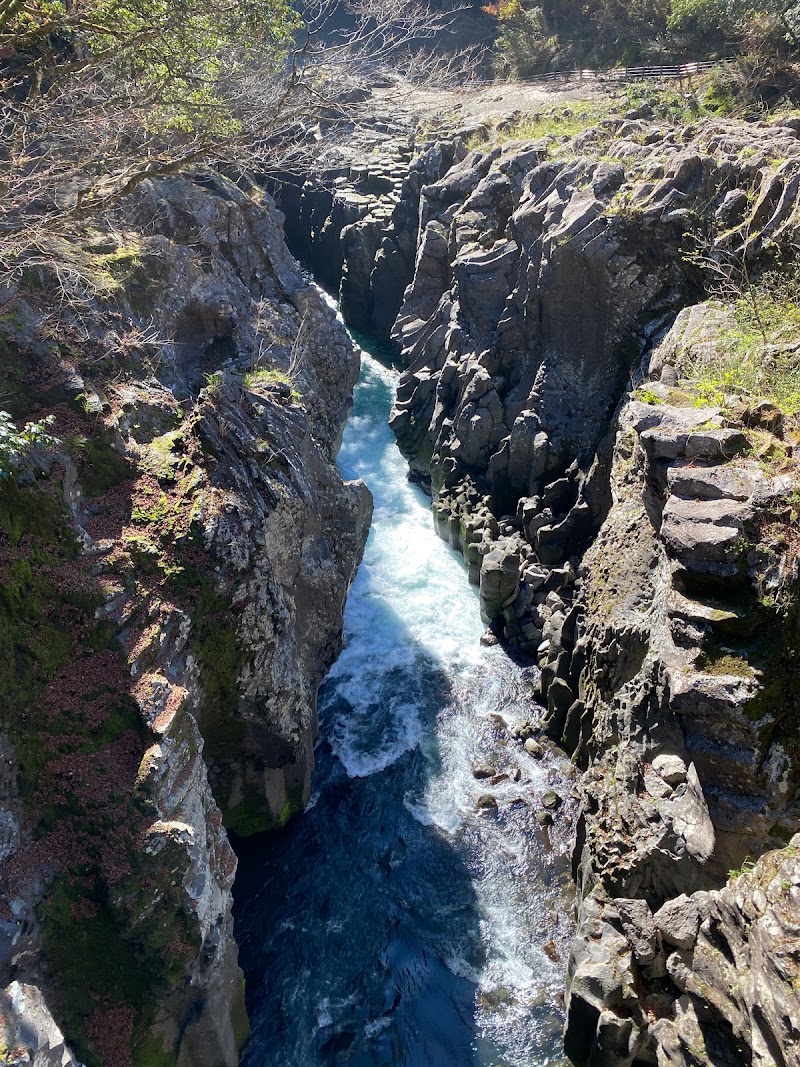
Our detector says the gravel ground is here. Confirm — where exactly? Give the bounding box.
[370,76,615,128]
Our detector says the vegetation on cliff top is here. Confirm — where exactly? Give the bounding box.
[0,0,472,283]
[485,0,800,88]
[687,265,800,415]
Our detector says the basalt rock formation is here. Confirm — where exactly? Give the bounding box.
[269,126,467,343]
[307,109,800,1066]
[6,91,800,1067]
[0,172,370,1065]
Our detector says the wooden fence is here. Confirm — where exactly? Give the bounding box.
[489,57,736,88]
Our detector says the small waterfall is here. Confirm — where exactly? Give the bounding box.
[233,297,575,1067]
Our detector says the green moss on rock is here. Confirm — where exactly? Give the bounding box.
[224,785,302,838]
[77,434,132,498]
[131,1032,179,1067]
[0,475,177,1064]
[39,874,157,1067]
[189,578,249,757]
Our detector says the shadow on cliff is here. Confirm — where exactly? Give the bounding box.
[231,594,490,1067]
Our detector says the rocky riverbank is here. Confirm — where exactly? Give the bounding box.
[290,102,800,1065]
[4,82,800,1067]
[0,173,370,1065]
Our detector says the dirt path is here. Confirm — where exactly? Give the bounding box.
[371,76,615,128]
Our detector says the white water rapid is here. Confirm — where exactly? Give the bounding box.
[234,312,575,1067]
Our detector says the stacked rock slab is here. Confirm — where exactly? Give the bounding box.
[0,173,371,1064]
[556,349,800,1065]
[379,116,800,1064]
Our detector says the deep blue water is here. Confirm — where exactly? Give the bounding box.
[233,317,574,1067]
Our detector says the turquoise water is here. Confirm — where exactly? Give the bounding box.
[233,319,574,1067]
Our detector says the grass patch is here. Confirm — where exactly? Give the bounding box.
[467,83,713,153]
[635,386,661,404]
[243,366,300,401]
[477,102,612,147]
[696,648,753,677]
[678,266,800,415]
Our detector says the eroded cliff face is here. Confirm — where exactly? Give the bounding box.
[560,312,800,1065]
[269,126,466,344]
[298,110,800,1065]
[0,173,370,1065]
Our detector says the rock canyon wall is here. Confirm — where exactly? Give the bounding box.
[291,110,800,1066]
[0,173,371,1066]
[4,94,800,1067]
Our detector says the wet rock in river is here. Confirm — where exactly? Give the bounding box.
[479,547,520,624]
[472,763,496,779]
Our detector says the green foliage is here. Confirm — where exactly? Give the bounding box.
[728,855,757,878]
[668,0,736,32]
[669,0,800,43]
[485,1,557,78]
[635,386,662,404]
[2,0,299,138]
[0,411,57,479]
[680,268,800,415]
[1,0,303,272]
[485,0,800,74]
[703,66,738,113]
[203,371,224,399]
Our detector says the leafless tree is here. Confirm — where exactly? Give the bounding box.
[0,0,477,288]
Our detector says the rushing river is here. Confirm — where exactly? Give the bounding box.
[233,322,575,1067]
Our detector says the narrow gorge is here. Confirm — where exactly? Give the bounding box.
[2,78,800,1067]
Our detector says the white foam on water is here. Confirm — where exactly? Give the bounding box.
[401,793,437,828]
[324,351,486,784]
[364,1015,393,1038]
[316,344,572,1065]
[316,1000,333,1027]
[329,696,424,778]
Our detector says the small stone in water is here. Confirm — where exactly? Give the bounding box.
[524,738,543,757]
[491,772,509,785]
[476,793,498,810]
[480,630,499,646]
[542,790,562,811]
[511,767,522,782]
[487,713,508,737]
[542,940,561,963]
[478,985,514,1009]
[472,763,496,779]
[536,810,553,827]
[511,721,535,741]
